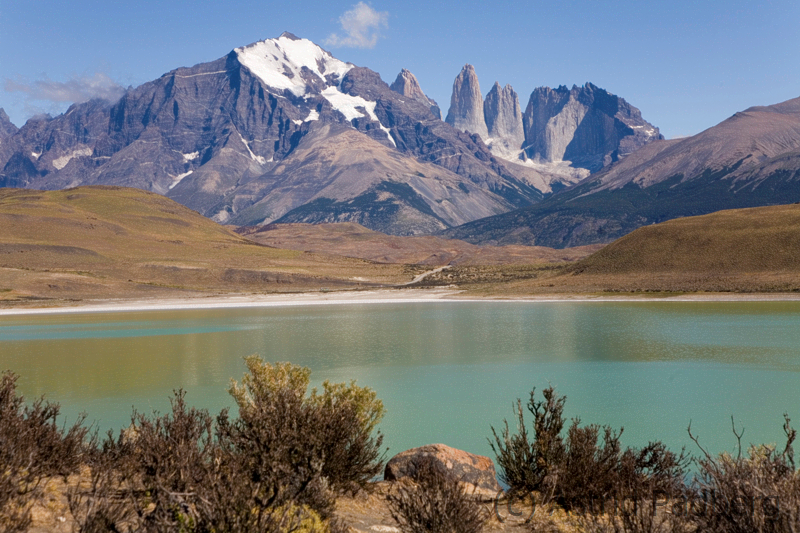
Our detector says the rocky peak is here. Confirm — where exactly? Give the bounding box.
[445,64,488,139]
[522,82,662,171]
[234,34,354,98]
[483,82,525,158]
[389,69,441,119]
[0,108,18,140]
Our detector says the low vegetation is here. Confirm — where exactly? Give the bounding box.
[1,358,385,533]
[2,366,799,532]
[387,457,487,533]
[491,387,800,533]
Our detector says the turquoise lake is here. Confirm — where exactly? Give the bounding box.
[1,301,799,461]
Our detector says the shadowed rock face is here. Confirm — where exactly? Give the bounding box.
[484,82,525,159]
[445,64,489,140]
[521,83,663,172]
[389,69,441,119]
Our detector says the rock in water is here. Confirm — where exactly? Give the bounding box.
[445,65,489,140]
[484,82,525,159]
[384,443,501,497]
[389,69,441,119]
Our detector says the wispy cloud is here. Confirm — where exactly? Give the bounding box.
[5,72,125,106]
[324,2,388,49]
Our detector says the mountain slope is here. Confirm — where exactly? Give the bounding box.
[444,96,800,248]
[0,186,410,302]
[203,124,513,234]
[0,33,543,236]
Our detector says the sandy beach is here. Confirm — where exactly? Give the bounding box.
[2,288,800,316]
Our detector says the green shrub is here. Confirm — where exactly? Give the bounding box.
[228,356,386,495]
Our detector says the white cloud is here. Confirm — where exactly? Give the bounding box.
[324,2,388,49]
[5,72,125,105]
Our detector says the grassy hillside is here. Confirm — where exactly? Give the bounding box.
[570,203,800,275]
[423,204,800,294]
[0,186,413,305]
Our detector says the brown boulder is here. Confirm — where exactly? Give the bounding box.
[384,444,501,497]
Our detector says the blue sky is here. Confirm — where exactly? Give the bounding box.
[1,0,798,139]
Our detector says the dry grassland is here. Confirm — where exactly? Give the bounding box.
[0,186,419,307]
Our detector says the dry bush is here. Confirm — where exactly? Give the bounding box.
[686,415,800,533]
[489,386,566,499]
[0,370,89,533]
[490,387,688,518]
[387,457,487,533]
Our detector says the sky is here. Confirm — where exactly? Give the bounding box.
[1,0,798,139]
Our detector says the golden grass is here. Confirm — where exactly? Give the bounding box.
[452,204,800,296]
[0,186,414,305]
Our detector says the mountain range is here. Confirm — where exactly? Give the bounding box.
[445,96,800,247]
[1,32,798,248]
[0,33,661,237]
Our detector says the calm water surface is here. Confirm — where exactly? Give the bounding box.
[1,301,799,460]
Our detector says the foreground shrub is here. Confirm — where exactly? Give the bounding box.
[489,386,566,498]
[67,356,386,532]
[229,356,386,496]
[489,387,687,514]
[387,457,487,533]
[686,415,800,533]
[0,371,89,533]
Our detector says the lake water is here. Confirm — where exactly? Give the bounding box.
[1,301,799,462]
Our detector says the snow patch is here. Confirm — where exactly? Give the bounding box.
[292,119,303,125]
[170,171,193,189]
[304,110,320,122]
[182,151,199,161]
[320,87,395,146]
[237,131,267,164]
[31,151,41,160]
[235,35,353,97]
[53,148,92,170]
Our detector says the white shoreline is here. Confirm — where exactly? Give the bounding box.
[2,289,800,316]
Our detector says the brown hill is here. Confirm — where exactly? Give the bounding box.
[490,203,800,294]
[236,222,603,266]
[0,186,412,305]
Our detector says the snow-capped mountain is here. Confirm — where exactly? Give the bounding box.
[0,33,560,234]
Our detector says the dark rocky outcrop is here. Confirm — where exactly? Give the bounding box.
[389,69,441,119]
[0,109,17,141]
[384,444,501,497]
[445,65,489,140]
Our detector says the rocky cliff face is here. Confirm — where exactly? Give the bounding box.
[444,95,800,248]
[522,83,663,171]
[445,64,489,140]
[0,33,544,235]
[483,82,525,160]
[389,69,441,119]
[443,68,661,178]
